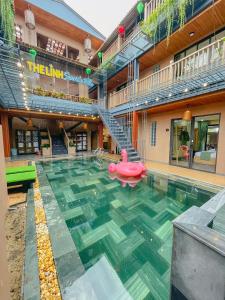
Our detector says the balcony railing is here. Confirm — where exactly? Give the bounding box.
[30,88,98,105]
[101,25,140,64]
[109,37,225,108]
[144,0,164,21]
[109,84,135,108]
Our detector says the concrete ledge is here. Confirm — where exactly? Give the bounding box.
[171,189,225,300]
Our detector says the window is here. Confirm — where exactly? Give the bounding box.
[68,46,79,61]
[151,121,157,146]
[152,64,160,73]
[37,33,66,57]
[15,24,22,42]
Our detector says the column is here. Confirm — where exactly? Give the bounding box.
[0,126,10,300]
[98,122,103,149]
[0,113,11,157]
[132,111,139,149]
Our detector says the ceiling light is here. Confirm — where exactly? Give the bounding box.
[155,97,159,101]
[168,93,172,97]
[203,82,208,87]
[21,82,25,86]
[136,104,139,107]
[49,110,52,113]
[22,88,26,92]
[19,73,23,78]
[84,114,87,117]
[189,32,195,37]
[59,112,62,114]
[39,109,42,112]
[184,88,189,92]
[145,101,148,105]
[26,107,30,110]
[17,62,22,68]
[68,112,71,115]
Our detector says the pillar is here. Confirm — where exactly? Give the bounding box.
[0,126,10,300]
[0,113,11,157]
[132,111,139,149]
[98,122,103,149]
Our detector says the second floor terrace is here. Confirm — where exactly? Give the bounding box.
[91,0,217,83]
[108,36,225,114]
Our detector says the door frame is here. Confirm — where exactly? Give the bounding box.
[169,113,221,173]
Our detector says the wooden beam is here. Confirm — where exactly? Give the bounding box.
[0,113,11,157]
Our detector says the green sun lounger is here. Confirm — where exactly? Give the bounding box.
[6,165,37,190]
[6,165,36,175]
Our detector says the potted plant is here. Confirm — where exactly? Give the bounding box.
[41,143,51,156]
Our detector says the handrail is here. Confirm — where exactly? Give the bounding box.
[62,128,70,150]
[102,37,120,63]
[109,36,225,108]
[47,128,52,155]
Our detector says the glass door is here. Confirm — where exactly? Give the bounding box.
[170,119,192,168]
[191,114,220,172]
[170,114,220,172]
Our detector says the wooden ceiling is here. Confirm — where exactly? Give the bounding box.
[144,90,225,115]
[15,0,103,49]
[139,0,225,71]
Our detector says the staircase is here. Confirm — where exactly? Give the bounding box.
[97,106,140,162]
[52,136,68,155]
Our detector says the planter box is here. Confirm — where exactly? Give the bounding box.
[68,147,76,155]
[42,147,51,157]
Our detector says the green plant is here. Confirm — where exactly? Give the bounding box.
[0,0,15,42]
[41,143,50,149]
[69,141,75,147]
[141,0,194,44]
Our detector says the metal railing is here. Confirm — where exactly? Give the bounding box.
[109,37,225,108]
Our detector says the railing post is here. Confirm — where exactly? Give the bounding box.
[169,59,174,83]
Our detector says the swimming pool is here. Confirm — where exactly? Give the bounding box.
[40,158,214,299]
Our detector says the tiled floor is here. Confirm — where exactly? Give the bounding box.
[146,161,225,188]
[40,158,214,299]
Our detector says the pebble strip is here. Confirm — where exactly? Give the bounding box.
[33,180,62,300]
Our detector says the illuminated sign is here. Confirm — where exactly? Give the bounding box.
[26,61,94,88]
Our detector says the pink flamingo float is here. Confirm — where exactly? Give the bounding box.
[108,149,147,188]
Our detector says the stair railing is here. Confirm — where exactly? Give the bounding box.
[47,128,52,156]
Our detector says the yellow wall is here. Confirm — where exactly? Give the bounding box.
[138,101,225,175]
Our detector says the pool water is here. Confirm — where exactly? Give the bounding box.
[41,158,214,299]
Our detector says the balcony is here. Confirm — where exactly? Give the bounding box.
[109,37,225,112]
[93,0,214,83]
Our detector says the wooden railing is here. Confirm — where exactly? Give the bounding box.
[109,37,225,108]
[109,83,135,108]
[144,0,164,20]
[102,37,120,63]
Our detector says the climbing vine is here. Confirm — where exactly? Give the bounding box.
[0,0,15,42]
[141,0,194,44]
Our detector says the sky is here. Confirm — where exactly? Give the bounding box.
[65,0,137,38]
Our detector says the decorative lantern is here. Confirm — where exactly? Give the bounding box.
[27,118,33,128]
[24,9,36,30]
[29,48,37,58]
[85,68,92,76]
[182,109,192,121]
[118,25,125,37]
[58,121,64,129]
[137,1,144,15]
[83,123,88,130]
[84,37,92,53]
[98,51,103,60]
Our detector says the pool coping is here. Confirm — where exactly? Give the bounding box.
[36,163,85,299]
[22,157,225,299]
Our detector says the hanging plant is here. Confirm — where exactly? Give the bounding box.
[0,0,15,42]
[141,0,193,44]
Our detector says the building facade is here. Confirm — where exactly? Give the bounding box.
[90,0,225,175]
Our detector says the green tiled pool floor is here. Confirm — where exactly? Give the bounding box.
[41,158,214,300]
